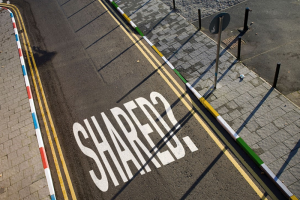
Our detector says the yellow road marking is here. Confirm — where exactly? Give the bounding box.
[97,1,277,199]
[1,4,77,200]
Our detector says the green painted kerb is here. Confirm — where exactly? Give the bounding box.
[173,69,187,84]
[135,27,144,36]
[236,138,264,166]
[111,1,118,9]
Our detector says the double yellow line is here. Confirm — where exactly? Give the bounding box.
[0,4,77,200]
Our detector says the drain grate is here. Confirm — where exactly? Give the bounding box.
[222,36,245,49]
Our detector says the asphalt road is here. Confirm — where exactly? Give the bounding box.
[12,0,287,199]
[196,0,300,96]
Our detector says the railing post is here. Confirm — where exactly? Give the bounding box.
[243,7,251,31]
[173,0,176,10]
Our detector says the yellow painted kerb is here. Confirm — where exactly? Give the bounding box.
[122,13,131,23]
[152,45,163,57]
[290,195,299,200]
[199,97,220,118]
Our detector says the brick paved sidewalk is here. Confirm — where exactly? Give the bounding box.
[0,10,50,200]
[118,0,300,197]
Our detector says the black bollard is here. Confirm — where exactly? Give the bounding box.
[237,36,242,60]
[173,0,176,10]
[243,7,251,32]
[273,63,281,88]
[198,9,201,30]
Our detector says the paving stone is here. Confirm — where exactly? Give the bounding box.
[257,136,278,151]
[279,170,298,187]
[19,186,31,199]
[221,113,233,122]
[238,127,251,138]
[268,158,291,175]
[225,100,238,110]
[270,142,292,159]
[279,101,296,113]
[283,133,300,150]
[255,115,273,127]
[29,178,47,194]
[233,92,252,107]
[295,119,300,128]
[228,109,242,119]
[284,123,300,136]
[38,186,50,199]
[259,151,277,165]
[256,123,279,139]
[289,164,300,180]
[242,132,261,146]
[217,106,229,115]
[245,120,261,132]
[282,111,300,124]
[273,117,290,129]
[271,129,292,143]
[250,102,271,117]
[23,192,39,200]
[209,96,228,109]
[282,148,300,167]
[288,180,300,198]
[238,103,255,115]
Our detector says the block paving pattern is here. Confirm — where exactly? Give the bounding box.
[118,0,300,197]
[0,10,50,200]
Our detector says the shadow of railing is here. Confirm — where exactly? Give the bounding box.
[75,11,108,33]
[276,140,300,177]
[60,0,71,6]
[117,67,161,103]
[112,109,194,199]
[235,87,274,135]
[67,0,96,18]
[128,0,152,17]
[96,37,140,72]
[85,25,119,49]
[180,150,224,199]
[145,10,173,36]
[166,30,199,62]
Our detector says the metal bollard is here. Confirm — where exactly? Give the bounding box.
[237,36,242,60]
[198,9,201,30]
[273,63,281,88]
[243,7,251,31]
[173,0,176,10]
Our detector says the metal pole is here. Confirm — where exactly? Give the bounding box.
[273,63,281,88]
[173,0,176,10]
[243,7,250,31]
[214,16,223,89]
[198,9,201,30]
[237,36,242,60]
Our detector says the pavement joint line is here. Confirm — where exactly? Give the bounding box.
[0,6,56,200]
[106,1,298,199]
